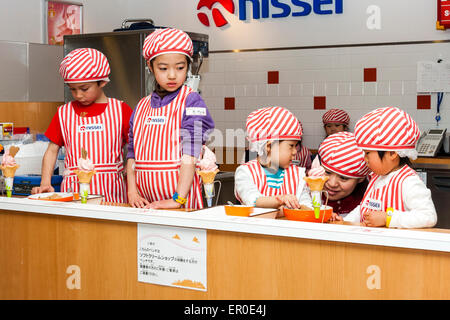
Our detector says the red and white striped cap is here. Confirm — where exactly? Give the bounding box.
[318,132,370,178]
[59,48,110,83]
[143,28,193,61]
[246,106,302,143]
[354,107,420,151]
[322,108,350,126]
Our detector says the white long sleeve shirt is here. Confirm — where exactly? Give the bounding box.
[344,171,437,228]
[234,164,313,207]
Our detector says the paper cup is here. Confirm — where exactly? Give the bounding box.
[203,183,215,207]
[79,183,90,204]
[5,177,13,197]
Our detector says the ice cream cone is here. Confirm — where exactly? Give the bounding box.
[303,176,329,191]
[197,169,219,184]
[1,164,19,178]
[74,169,96,184]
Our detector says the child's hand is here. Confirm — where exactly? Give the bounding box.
[31,185,55,194]
[329,212,343,222]
[128,192,151,209]
[275,194,301,209]
[362,210,387,227]
[148,199,182,210]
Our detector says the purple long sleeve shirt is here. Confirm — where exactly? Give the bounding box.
[127,87,215,159]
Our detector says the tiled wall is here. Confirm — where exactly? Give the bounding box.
[199,42,450,150]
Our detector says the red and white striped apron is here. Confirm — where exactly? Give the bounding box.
[359,165,417,222]
[133,85,203,209]
[59,98,126,203]
[235,160,302,203]
[293,145,311,168]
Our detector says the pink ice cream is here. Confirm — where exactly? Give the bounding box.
[78,156,95,171]
[2,149,17,167]
[308,157,325,178]
[198,146,218,171]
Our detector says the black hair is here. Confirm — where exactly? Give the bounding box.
[149,56,191,98]
[377,151,411,167]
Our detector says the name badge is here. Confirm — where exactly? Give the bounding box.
[185,107,207,116]
[145,116,166,125]
[362,198,382,211]
[78,123,104,133]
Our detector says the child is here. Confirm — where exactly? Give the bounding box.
[32,48,133,203]
[127,28,214,209]
[234,106,312,211]
[318,132,370,218]
[322,108,350,137]
[342,107,437,228]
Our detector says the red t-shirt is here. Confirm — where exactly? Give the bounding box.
[45,100,133,147]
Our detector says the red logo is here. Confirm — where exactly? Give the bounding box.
[197,0,235,27]
[79,126,85,132]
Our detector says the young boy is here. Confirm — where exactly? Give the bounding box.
[342,107,437,228]
[31,48,133,203]
[234,106,312,210]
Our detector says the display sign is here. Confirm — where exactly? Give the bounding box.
[197,0,344,28]
[45,1,83,45]
[137,224,207,291]
[437,0,450,29]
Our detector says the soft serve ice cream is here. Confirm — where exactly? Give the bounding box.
[304,157,329,218]
[197,146,219,207]
[307,156,326,179]
[1,146,20,197]
[198,145,218,172]
[74,148,96,203]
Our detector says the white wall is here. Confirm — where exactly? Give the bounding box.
[199,42,450,150]
[0,0,448,50]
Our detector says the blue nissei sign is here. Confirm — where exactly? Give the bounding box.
[238,0,343,20]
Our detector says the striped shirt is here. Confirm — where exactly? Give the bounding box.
[262,167,285,189]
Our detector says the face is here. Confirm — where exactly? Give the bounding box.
[149,53,188,92]
[363,150,398,175]
[324,123,346,136]
[324,170,362,201]
[68,81,106,105]
[269,140,298,169]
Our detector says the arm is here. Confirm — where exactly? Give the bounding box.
[389,176,437,228]
[31,142,60,194]
[343,205,362,223]
[126,158,150,208]
[234,165,303,209]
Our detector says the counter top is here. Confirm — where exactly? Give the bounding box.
[1,196,449,253]
[412,156,450,170]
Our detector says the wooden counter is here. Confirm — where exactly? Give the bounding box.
[0,197,449,299]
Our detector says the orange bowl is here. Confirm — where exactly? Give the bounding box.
[284,206,332,223]
[224,205,254,217]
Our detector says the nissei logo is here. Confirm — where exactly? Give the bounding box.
[197,0,343,27]
[197,0,235,27]
[145,116,167,125]
[364,198,382,210]
[78,124,104,133]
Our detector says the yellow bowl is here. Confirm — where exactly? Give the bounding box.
[224,205,254,217]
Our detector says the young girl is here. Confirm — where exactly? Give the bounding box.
[322,108,350,137]
[317,132,370,218]
[234,106,312,210]
[343,107,437,228]
[127,28,214,209]
[32,48,132,203]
